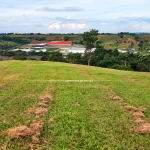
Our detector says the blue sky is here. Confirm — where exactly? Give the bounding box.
[0,0,150,33]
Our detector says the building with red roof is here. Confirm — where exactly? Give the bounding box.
[47,41,72,46]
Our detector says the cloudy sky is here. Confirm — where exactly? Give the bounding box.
[0,0,150,33]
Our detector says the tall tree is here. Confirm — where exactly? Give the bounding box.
[82,29,98,66]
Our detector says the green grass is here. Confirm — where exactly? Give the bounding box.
[0,60,150,149]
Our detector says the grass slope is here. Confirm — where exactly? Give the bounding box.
[0,61,150,149]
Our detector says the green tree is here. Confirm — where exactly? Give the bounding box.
[82,29,98,66]
[48,51,65,62]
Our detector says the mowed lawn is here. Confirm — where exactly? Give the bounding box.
[0,60,150,149]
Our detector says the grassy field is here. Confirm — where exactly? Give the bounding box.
[0,60,150,149]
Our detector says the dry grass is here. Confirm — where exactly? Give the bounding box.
[124,104,150,135]
[136,123,150,134]
[40,94,53,102]
[132,112,146,118]
[0,83,7,88]
[26,107,48,116]
[8,125,32,139]
[109,89,123,101]
[48,118,55,124]
[6,86,55,149]
[124,105,141,111]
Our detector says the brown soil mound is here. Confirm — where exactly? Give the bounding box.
[135,118,147,124]
[0,83,7,88]
[48,118,55,124]
[1,144,6,150]
[125,104,150,135]
[136,123,150,134]
[38,102,47,107]
[8,122,44,140]
[124,105,139,111]
[109,89,123,101]
[26,108,48,116]
[34,108,48,116]
[49,87,55,93]
[8,125,32,139]
[139,106,147,112]
[40,94,53,102]
[111,95,123,101]
[132,112,145,118]
[30,122,43,134]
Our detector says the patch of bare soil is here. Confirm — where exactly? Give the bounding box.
[48,118,55,124]
[8,125,32,139]
[82,70,90,76]
[48,87,55,93]
[38,102,47,107]
[124,104,150,135]
[124,105,147,112]
[124,76,136,82]
[109,89,123,101]
[2,64,10,70]
[6,86,55,149]
[26,108,48,116]
[1,144,7,150]
[8,122,44,144]
[136,123,150,134]
[40,94,53,102]
[0,83,6,88]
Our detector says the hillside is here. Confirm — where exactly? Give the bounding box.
[0,61,150,149]
[1,33,150,50]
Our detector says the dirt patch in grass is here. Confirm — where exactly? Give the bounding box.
[0,83,7,88]
[38,102,47,107]
[124,104,150,135]
[26,108,48,116]
[124,105,147,112]
[132,112,146,118]
[6,86,55,149]
[82,69,90,76]
[124,76,136,82]
[40,94,53,102]
[48,87,55,93]
[2,64,10,70]
[135,123,150,134]
[8,122,44,144]
[124,105,140,111]
[8,125,32,139]
[109,89,123,101]
[48,118,55,124]
[1,144,7,150]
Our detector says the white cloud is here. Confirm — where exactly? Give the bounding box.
[132,22,150,30]
[62,23,88,30]
[49,22,61,30]
[48,22,89,32]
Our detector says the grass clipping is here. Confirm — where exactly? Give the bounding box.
[124,104,150,135]
[8,89,55,142]
[8,123,43,140]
